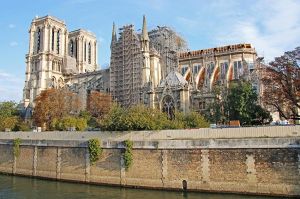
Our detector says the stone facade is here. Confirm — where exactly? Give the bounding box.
[23,15,104,109]
[179,44,258,113]
[23,15,259,118]
[109,16,259,117]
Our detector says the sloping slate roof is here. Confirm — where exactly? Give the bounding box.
[159,71,188,87]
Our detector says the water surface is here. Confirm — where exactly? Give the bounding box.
[0,174,281,199]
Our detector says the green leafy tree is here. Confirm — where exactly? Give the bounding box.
[0,101,18,118]
[0,101,20,131]
[203,85,228,124]
[226,81,271,125]
[184,112,209,128]
[203,81,271,125]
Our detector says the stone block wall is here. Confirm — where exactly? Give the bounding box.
[0,138,299,197]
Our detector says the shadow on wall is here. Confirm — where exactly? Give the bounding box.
[93,150,121,172]
[61,148,86,170]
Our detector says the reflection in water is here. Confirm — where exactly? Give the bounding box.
[0,174,279,199]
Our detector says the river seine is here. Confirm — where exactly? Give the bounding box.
[0,174,281,199]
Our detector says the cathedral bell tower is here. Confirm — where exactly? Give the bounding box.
[23,16,67,107]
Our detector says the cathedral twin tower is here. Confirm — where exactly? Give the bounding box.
[23,15,258,116]
[23,15,98,107]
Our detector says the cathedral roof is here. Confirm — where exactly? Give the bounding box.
[159,71,188,88]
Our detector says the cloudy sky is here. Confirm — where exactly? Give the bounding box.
[1,0,300,102]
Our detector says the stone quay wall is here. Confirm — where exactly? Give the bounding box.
[0,126,299,197]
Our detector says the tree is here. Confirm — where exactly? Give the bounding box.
[33,88,83,130]
[0,101,20,131]
[0,116,18,131]
[0,101,18,118]
[260,47,300,121]
[87,91,112,119]
[203,85,228,124]
[203,81,271,125]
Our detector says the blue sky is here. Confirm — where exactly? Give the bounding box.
[1,0,300,102]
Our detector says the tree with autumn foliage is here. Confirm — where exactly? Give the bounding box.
[260,47,300,121]
[33,88,83,130]
[87,91,112,119]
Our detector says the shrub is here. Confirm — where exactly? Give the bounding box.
[49,117,87,131]
[100,104,208,131]
[100,104,127,131]
[61,117,77,130]
[0,116,18,131]
[13,120,31,131]
[88,138,102,165]
[75,118,88,131]
[13,138,21,158]
[123,140,133,170]
[50,118,63,131]
[184,112,210,128]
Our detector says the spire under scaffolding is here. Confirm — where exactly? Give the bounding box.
[110,24,142,107]
[110,22,117,49]
[141,15,149,41]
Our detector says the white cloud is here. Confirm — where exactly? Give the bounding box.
[8,24,16,29]
[0,72,11,78]
[0,70,23,102]
[212,0,300,61]
[0,71,23,84]
[9,41,18,47]
[174,0,300,61]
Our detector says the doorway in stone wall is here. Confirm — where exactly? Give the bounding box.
[182,180,187,191]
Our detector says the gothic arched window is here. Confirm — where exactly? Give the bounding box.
[51,28,55,51]
[84,41,87,61]
[58,77,64,88]
[88,42,91,64]
[162,95,175,120]
[57,30,60,54]
[37,28,41,52]
[70,40,74,57]
[50,76,57,88]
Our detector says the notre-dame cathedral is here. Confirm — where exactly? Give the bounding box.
[23,15,259,118]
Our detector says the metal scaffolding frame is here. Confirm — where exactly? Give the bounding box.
[110,25,142,107]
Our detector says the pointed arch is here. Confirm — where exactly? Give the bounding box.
[57,29,60,54]
[183,67,191,82]
[50,76,57,88]
[210,65,220,89]
[196,67,205,89]
[88,42,91,64]
[51,28,55,51]
[37,28,41,52]
[162,95,175,120]
[205,62,215,88]
[69,39,74,57]
[84,41,87,61]
[58,77,64,88]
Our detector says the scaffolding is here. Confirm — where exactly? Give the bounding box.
[110,21,189,107]
[110,25,142,107]
[148,26,188,77]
